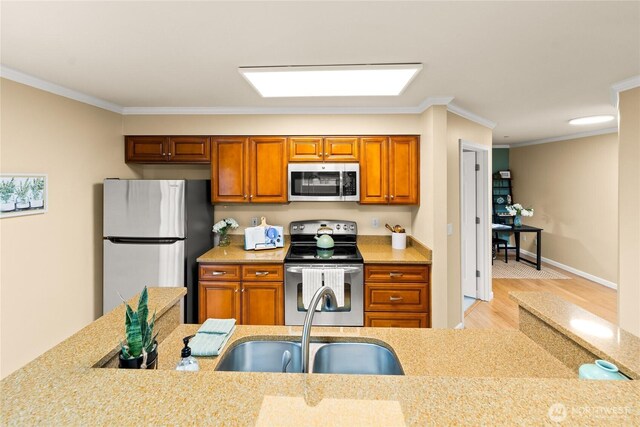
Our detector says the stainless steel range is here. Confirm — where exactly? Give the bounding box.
[284,220,364,326]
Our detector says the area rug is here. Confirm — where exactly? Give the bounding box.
[492,258,570,279]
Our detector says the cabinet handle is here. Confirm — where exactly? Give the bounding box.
[389,296,403,301]
[234,289,239,293]
[162,152,166,156]
[168,152,172,156]
[241,288,245,293]
[390,195,394,199]
[244,194,248,199]
[210,271,226,276]
[250,194,253,199]
[384,195,388,199]
[325,152,328,156]
[255,271,269,276]
[389,272,404,277]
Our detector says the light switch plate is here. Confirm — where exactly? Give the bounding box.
[250,217,259,227]
[371,218,379,228]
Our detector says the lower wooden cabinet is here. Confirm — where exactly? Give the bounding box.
[365,312,429,328]
[364,264,431,328]
[199,264,284,325]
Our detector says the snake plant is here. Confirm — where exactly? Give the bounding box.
[120,287,157,360]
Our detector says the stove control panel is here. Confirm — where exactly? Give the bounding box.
[289,220,358,236]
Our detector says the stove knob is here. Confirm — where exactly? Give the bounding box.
[292,225,298,230]
[299,225,305,230]
[349,224,355,230]
[336,224,341,230]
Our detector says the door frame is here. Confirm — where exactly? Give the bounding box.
[458,139,492,317]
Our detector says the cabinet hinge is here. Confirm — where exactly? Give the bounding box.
[475,164,480,171]
[476,270,481,278]
[476,217,480,224]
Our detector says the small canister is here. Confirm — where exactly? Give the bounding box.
[392,232,407,250]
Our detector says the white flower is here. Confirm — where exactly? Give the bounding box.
[212,218,240,233]
[506,204,534,217]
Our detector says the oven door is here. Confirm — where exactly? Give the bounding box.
[284,264,364,326]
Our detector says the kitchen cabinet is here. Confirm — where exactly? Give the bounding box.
[125,136,210,163]
[199,264,284,325]
[289,137,359,162]
[364,263,430,328]
[211,137,288,203]
[360,136,419,205]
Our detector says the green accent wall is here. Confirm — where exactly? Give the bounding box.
[492,148,509,173]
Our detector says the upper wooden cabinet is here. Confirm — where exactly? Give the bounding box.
[289,137,359,162]
[360,136,419,205]
[211,137,288,203]
[125,136,210,164]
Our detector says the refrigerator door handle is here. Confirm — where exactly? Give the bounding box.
[106,237,182,245]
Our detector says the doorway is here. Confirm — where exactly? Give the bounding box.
[459,140,491,324]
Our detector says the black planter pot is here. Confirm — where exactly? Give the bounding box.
[119,342,158,369]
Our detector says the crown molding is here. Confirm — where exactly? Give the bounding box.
[0,65,124,114]
[610,75,640,107]
[447,103,497,129]
[509,127,618,148]
[492,145,510,149]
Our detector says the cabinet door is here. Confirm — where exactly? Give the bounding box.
[125,136,168,163]
[364,312,428,328]
[324,137,359,162]
[289,137,323,162]
[249,137,288,203]
[211,137,249,203]
[359,137,389,204]
[199,282,240,323]
[241,282,284,325]
[389,136,419,205]
[169,136,211,163]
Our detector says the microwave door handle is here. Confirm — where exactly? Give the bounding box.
[339,172,344,199]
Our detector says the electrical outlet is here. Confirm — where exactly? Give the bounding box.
[523,235,527,241]
[447,224,453,235]
[250,217,259,227]
[371,218,379,228]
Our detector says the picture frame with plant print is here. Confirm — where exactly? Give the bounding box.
[0,174,48,218]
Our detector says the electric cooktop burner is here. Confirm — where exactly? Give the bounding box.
[284,220,363,264]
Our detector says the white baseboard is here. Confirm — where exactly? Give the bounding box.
[519,250,617,290]
[454,322,465,329]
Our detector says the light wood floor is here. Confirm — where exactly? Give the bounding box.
[464,257,617,329]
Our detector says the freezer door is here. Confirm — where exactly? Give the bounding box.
[104,180,186,238]
[103,239,185,315]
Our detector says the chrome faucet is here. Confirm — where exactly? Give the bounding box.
[301,286,338,373]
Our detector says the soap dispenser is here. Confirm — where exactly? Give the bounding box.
[176,335,199,372]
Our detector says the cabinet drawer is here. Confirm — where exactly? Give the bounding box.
[365,283,428,312]
[364,312,429,328]
[241,264,284,282]
[364,264,429,283]
[199,264,241,281]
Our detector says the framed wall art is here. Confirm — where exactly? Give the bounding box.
[0,174,48,218]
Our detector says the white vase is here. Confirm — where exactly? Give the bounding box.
[1,202,15,212]
[15,199,30,210]
[29,199,44,208]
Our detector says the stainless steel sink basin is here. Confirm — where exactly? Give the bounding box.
[215,341,302,373]
[311,342,404,375]
[215,339,403,375]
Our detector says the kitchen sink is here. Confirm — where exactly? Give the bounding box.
[214,339,403,375]
[311,342,404,375]
[215,341,302,373]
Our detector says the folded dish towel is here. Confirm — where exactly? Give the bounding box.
[302,268,323,310]
[198,318,236,335]
[190,326,236,357]
[323,268,345,307]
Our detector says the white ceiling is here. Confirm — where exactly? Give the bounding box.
[1,1,638,144]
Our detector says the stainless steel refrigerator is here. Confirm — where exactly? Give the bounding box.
[103,179,213,323]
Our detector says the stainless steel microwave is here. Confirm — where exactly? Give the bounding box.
[288,163,359,202]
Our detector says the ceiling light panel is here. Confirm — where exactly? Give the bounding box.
[239,64,422,97]
[568,115,615,125]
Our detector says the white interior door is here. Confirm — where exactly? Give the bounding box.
[462,151,477,298]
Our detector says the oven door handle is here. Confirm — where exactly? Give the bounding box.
[286,266,362,274]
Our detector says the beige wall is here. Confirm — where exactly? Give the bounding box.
[445,112,493,327]
[0,79,139,378]
[125,114,421,235]
[510,133,619,284]
[617,87,640,337]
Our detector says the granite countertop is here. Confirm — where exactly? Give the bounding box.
[511,291,640,379]
[3,288,638,425]
[197,234,431,265]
